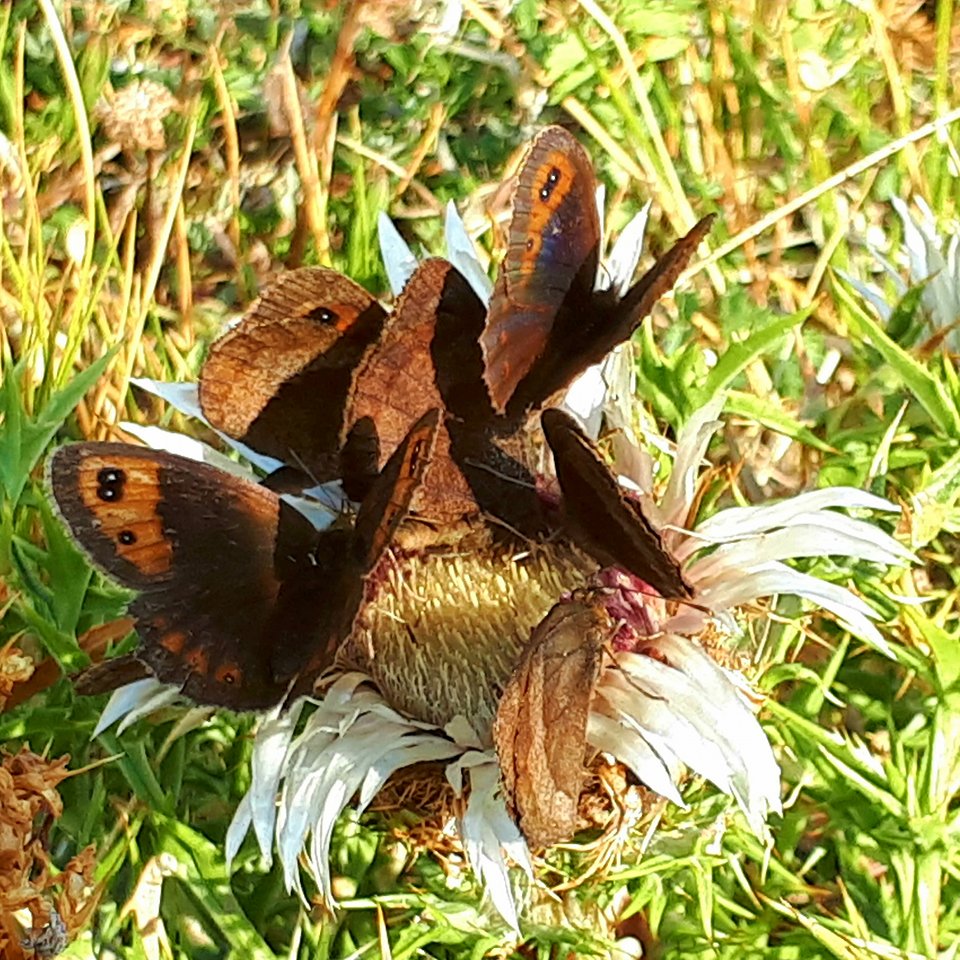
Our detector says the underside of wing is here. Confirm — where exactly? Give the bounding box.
[541,410,692,600]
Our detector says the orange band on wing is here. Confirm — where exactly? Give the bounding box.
[517,149,580,273]
[77,456,173,576]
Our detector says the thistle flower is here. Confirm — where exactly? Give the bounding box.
[90,200,912,935]
[214,385,909,931]
[840,197,960,349]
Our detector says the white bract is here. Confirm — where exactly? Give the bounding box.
[840,196,960,349]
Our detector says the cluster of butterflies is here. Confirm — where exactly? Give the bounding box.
[49,126,712,729]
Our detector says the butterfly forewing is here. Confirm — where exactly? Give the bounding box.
[50,443,329,709]
[541,409,692,600]
[585,214,715,364]
[199,268,386,480]
[481,127,601,414]
[347,258,544,531]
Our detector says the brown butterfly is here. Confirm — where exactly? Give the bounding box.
[198,257,545,535]
[343,257,548,535]
[199,267,387,482]
[49,409,440,710]
[493,592,611,848]
[541,407,692,601]
[480,125,714,417]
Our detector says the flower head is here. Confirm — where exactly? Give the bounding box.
[841,197,960,348]
[88,198,913,935]
[218,381,910,931]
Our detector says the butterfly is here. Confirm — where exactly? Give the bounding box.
[493,592,611,849]
[480,125,715,418]
[199,267,387,485]
[202,255,549,535]
[54,125,707,718]
[198,128,713,532]
[494,411,694,847]
[49,409,440,710]
[342,256,548,534]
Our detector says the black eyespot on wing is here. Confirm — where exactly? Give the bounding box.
[309,306,338,324]
[539,167,561,201]
[96,467,126,502]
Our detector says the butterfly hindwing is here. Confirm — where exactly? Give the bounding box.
[494,594,609,848]
[199,268,386,480]
[285,408,443,698]
[354,407,441,568]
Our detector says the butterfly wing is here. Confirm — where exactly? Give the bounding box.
[49,443,332,709]
[199,268,386,480]
[353,408,441,565]
[494,595,609,848]
[576,214,714,373]
[481,127,601,414]
[345,259,482,521]
[73,652,151,695]
[286,408,442,697]
[347,258,543,531]
[541,409,692,600]
[517,215,715,410]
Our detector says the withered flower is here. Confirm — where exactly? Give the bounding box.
[0,750,97,958]
[95,79,178,155]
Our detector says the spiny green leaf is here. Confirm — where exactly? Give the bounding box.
[835,278,960,436]
[698,307,811,413]
[727,389,835,453]
[0,347,119,507]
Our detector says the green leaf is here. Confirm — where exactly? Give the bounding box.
[834,277,960,436]
[36,494,93,633]
[886,281,928,345]
[726,389,835,453]
[0,347,120,507]
[908,444,960,548]
[903,606,960,690]
[698,306,811,411]
[156,816,279,958]
[98,734,173,815]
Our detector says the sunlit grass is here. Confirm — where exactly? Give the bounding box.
[0,1,958,957]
